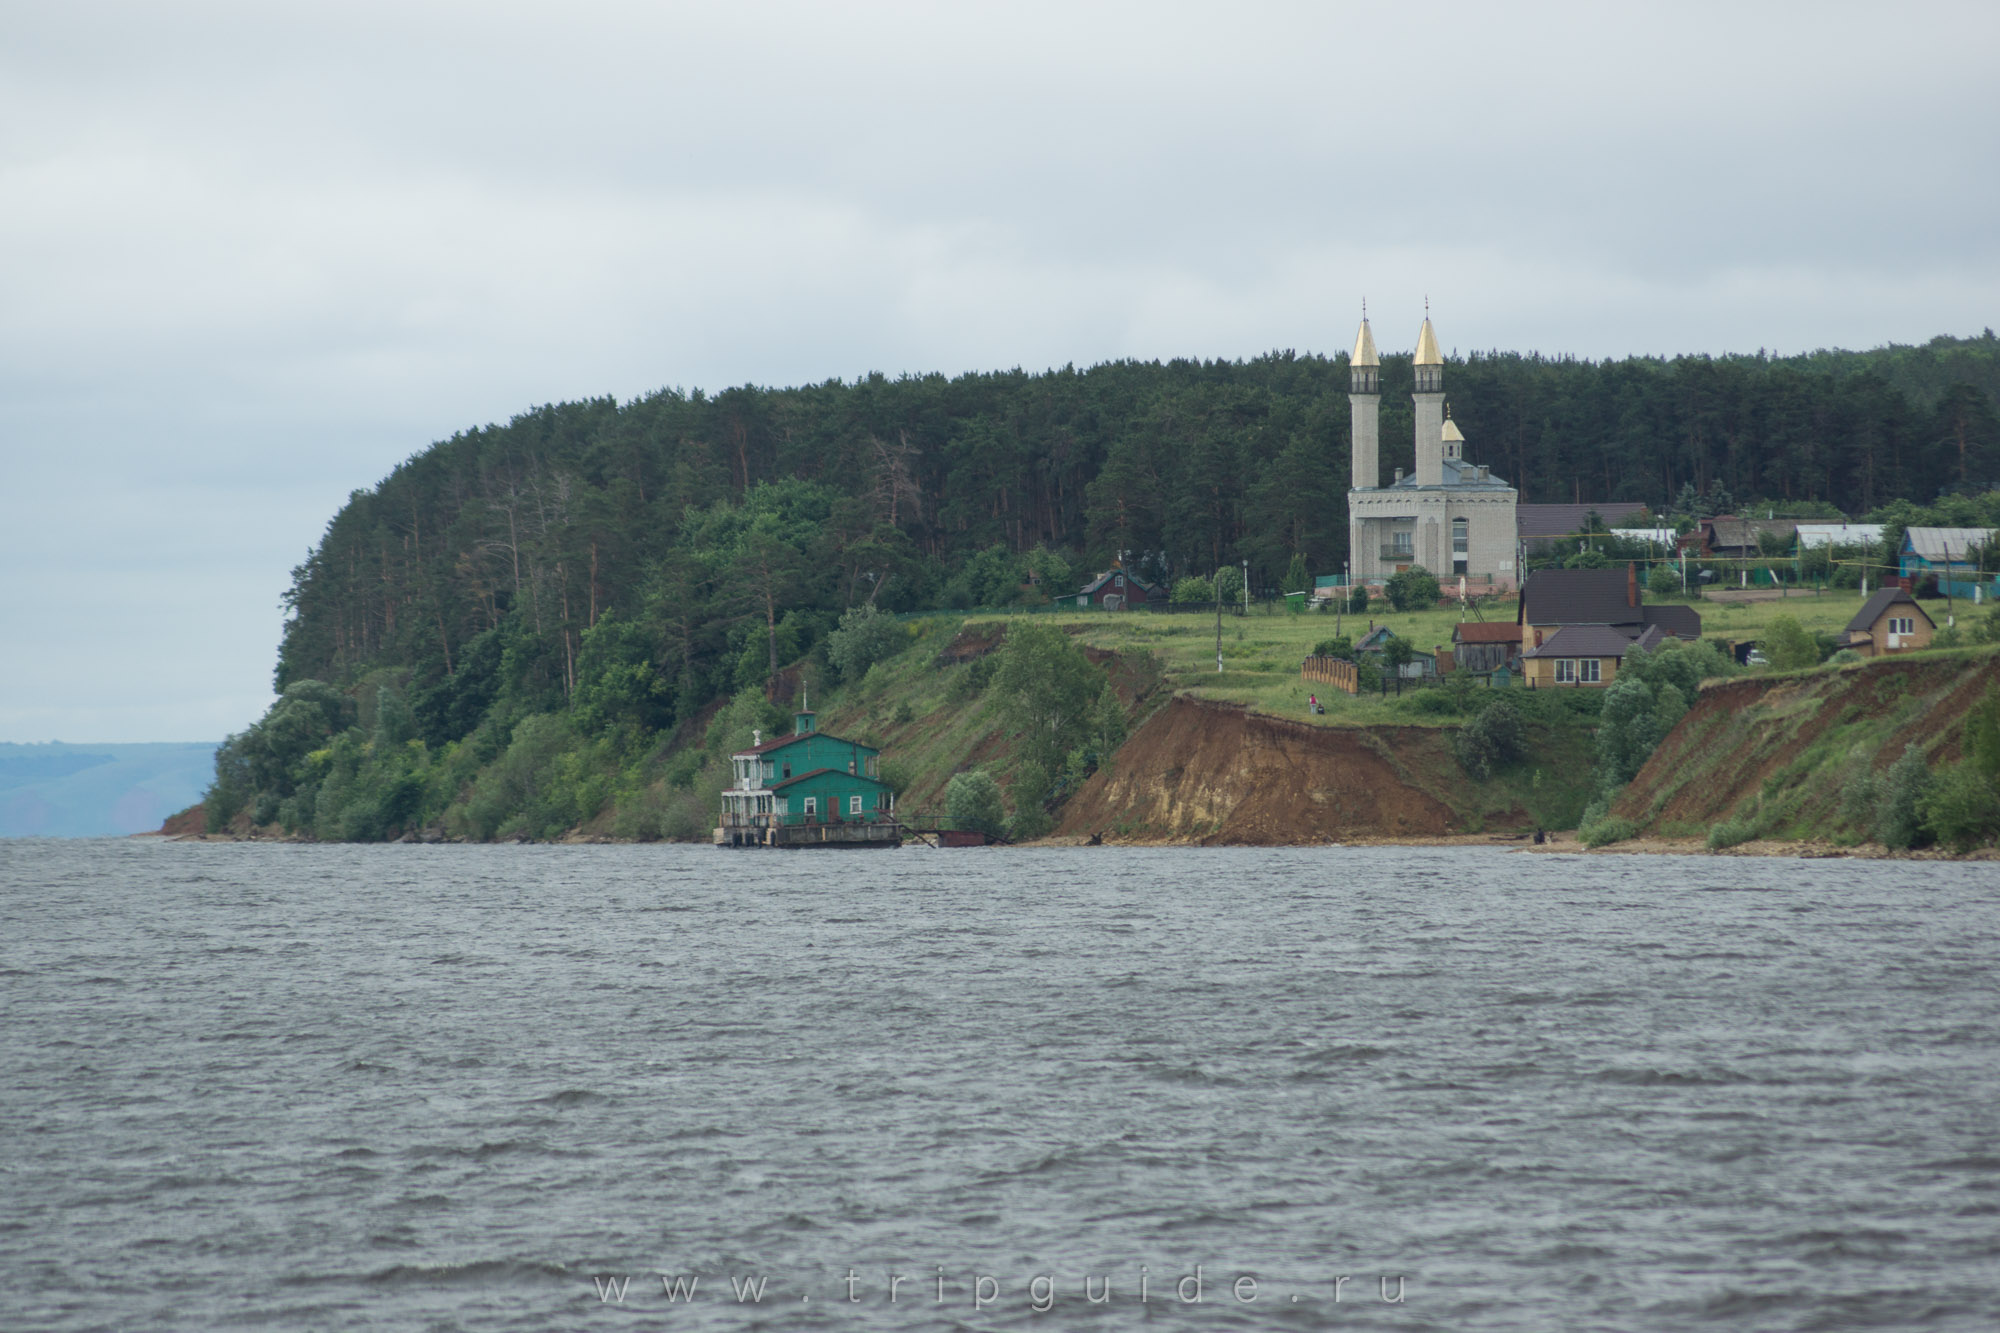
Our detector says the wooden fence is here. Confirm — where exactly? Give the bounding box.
[1301,655,1359,694]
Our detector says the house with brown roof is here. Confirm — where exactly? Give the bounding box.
[1682,516,1801,558]
[1841,588,1934,658]
[1450,621,1524,673]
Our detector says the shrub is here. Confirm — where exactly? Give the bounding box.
[1873,745,1935,850]
[1312,636,1355,660]
[1839,763,1881,833]
[1385,565,1441,611]
[1405,689,1460,717]
[1707,816,1758,849]
[1348,584,1371,614]
[945,770,1008,838]
[1172,575,1215,603]
[826,603,907,681]
[1581,815,1640,848]
[1452,691,1528,780]
[1829,648,1863,666]
[1761,615,1821,671]
[1919,762,2000,852]
[1647,564,1682,597]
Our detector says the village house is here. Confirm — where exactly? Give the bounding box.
[1516,502,1649,557]
[1074,567,1162,610]
[1840,588,1935,657]
[1512,565,1702,687]
[1522,623,1673,688]
[1518,565,1703,649]
[1899,527,1997,582]
[717,707,898,848]
[1680,515,1801,559]
[1450,621,1524,674]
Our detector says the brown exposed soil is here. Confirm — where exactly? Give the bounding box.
[936,623,1006,665]
[154,803,206,836]
[1055,696,1502,844]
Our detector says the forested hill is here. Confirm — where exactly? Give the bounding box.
[272,332,2000,740]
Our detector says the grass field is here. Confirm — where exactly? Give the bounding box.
[975,587,1942,728]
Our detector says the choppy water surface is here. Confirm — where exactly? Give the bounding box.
[3,841,1998,1331]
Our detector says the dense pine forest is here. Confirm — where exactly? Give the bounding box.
[205,332,2000,841]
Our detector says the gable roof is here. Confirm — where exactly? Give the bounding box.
[1844,587,1932,634]
[1524,625,1644,659]
[1453,622,1522,644]
[1903,527,1998,564]
[1519,567,1640,627]
[1795,523,1884,549]
[1702,516,1799,551]
[769,767,893,792]
[1640,604,1704,639]
[1517,502,1648,539]
[1078,569,1155,597]
[732,729,877,759]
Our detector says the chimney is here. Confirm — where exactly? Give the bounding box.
[1627,562,1639,608]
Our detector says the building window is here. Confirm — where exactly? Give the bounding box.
[849,795,863,816]
[1392,532,1413,555]
[1888,616,1914,636]
[1115,574,1125,588]
[803,797,816,816]
[1580,658,1602,683]
[1452,518,1468,554]
[1555,659,1577,683]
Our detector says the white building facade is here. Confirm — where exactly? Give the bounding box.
[1346,312,1519,590]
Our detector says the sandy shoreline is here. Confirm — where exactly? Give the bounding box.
[144,828,1995,860]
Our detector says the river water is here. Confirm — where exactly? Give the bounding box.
[3,840,1997,1331]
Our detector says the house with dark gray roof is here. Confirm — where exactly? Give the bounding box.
[1516,502,1650,553]
[1841,588,1934,658]
[1522,623,1670,688]
[1513,564,1702,685]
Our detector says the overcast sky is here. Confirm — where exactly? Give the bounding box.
[3,0,1996,743]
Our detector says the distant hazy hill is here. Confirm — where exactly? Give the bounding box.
[0,742,218,838]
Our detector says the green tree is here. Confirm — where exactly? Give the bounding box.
[1874,745,1935,850]
[991,621,1114,776]
[1281,552,1312,595]
[572,614,674,736]
[825,602,907,681]
[1384,565,1440,611]
[946,769,1008,838]
[1171,574,1214,604]
[1761,615,1821,671]
[1647,564,1681,597]
[1382,636,1415,675]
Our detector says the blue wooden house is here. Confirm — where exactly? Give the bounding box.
[717,708,899,848]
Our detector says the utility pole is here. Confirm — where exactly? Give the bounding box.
[1215,564,1225,672]
[1242,559,1249,617]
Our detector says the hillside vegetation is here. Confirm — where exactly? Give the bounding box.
[194,332,2000,843]
[1609,647,2000,851]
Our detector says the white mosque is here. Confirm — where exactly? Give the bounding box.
[1345,309,1519,590]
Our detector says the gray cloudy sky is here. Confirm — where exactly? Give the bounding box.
[3,0,1996,742]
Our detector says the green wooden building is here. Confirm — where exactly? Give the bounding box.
[716,709,900,848]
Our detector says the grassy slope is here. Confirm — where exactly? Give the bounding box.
[671,588,1953,842]
[1613,644,2000,844]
